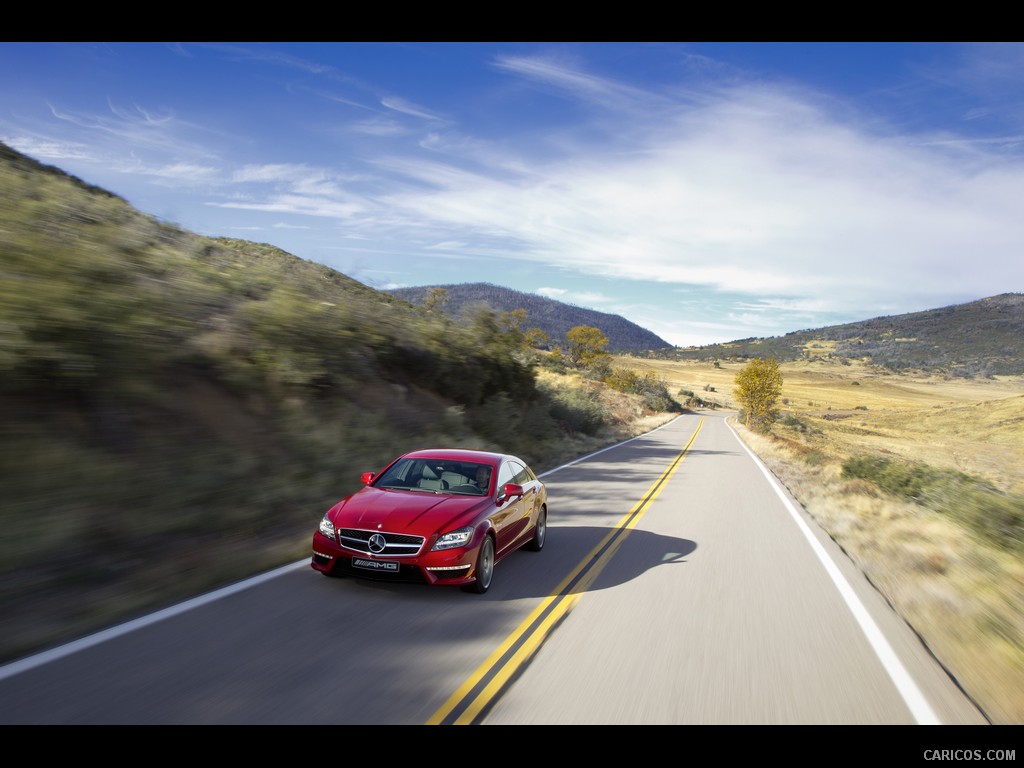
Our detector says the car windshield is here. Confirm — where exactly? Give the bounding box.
[373,458,491,495]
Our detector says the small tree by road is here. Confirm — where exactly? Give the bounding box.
[734,357,783,431]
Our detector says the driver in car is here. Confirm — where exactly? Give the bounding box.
[473,465,491,492]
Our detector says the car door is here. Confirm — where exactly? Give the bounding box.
[493,459,536,557]
[491,459,525,558]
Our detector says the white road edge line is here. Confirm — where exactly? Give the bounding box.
[0,560,309,681]
[725,417,942,725]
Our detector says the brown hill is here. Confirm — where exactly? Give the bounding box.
[662,293,1024,376]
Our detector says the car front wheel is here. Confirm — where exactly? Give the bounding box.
[463,536,494,594]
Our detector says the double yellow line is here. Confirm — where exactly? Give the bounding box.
[426,418,704,725]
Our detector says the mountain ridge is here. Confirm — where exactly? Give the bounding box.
[384,282,674,353]
[660,293,1024,376]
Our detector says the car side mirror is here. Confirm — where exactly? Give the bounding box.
[500,483,524,502]
[361,471,375,485]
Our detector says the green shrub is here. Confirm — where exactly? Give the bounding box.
[603,367,681,413]
[538,380,610,436]
[804,450,826,466]
[841,455,1023,551]
[923,476,1024,552]
[840,456,937,499]
[781,413,804,429]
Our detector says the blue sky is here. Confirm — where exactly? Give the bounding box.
[3,42,1023,347]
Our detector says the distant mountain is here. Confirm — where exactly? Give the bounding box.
[662,293,1024,376]
[385,282,673,353]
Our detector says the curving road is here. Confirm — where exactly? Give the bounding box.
[0,411,989,725]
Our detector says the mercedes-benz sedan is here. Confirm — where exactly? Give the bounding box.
[311,449,547,594]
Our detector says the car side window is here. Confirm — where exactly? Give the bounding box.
[496,461,515,491]
[375,458,411,486]
[509,460,531,485]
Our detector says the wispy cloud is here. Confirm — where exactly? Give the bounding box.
[2,136,95,161]
[493,53,664,112]
[209,196,365,219]
[146,162,221,183]
[232,164,319,183]
[47,100,220,160]
[195,42,341,77]
[380,96,445,121]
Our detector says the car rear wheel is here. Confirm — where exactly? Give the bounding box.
[463,536,494,594]
[526,507,546,552]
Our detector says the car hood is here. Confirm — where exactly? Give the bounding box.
[328,488,486,535]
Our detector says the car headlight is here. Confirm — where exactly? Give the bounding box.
[432,526,473,551]
[318,514,336,539]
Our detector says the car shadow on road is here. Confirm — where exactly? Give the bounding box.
[496,525,698,600]
[330,525,698,603]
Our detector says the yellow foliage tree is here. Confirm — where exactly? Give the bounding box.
[734,357,783,431]
[565,325,609,367]
[524,327,549,349]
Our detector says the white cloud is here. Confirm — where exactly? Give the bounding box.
[208,195,365,218]
[380,96,444,121]
[232,164,317,183]
[365,82,1024,325]
[536,287,567,299]
[2,136,94,161]
[493,53,664,112]
[148,162,220,182]
[424,240,469,251]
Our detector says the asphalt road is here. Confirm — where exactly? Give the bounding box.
[0,411,990,725]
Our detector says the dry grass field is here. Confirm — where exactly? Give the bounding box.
[617,352,1024,725]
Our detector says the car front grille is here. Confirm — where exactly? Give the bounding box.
[336,528,425,556]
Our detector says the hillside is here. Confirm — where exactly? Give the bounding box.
[658,293,1024,376]
[385,282,673,353]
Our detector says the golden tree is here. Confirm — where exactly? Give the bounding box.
[734,357,783,431]
[565,325,609,367]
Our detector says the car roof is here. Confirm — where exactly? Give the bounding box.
[401,448,510,465]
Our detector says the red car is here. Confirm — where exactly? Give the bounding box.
[311,449,547,593]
